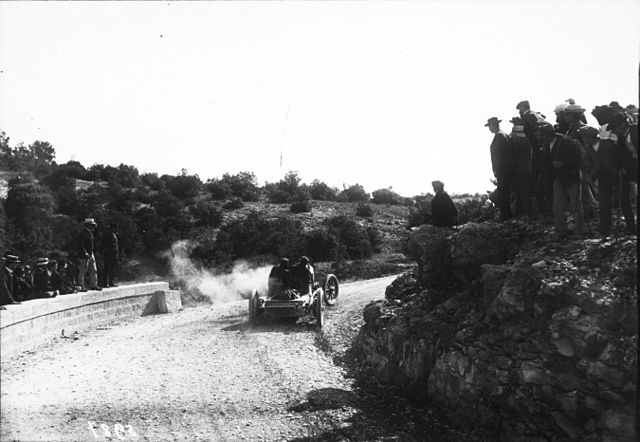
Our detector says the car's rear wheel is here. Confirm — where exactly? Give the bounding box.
[323,274,339,306]
[314,293,325,328]
[249,290,259,325]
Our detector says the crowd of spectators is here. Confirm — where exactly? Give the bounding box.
[485,99,637,240]
[1,218,122,309]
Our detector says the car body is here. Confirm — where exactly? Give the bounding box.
[249,274,339,328]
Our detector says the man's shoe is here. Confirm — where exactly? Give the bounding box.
[90,286,103,291]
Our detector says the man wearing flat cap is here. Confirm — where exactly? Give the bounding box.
[485,117,514,220]
[535,123,585,240]
[77,218,102,291]
[1,253,22,307]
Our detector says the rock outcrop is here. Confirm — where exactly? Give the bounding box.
[358,220,637,440]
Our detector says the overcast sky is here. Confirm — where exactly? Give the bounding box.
[1,1,638,195]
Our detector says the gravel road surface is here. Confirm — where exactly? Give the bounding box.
[1,275,457,442]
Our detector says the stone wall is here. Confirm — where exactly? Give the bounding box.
[357,221,637,440]
[1,283,182,359]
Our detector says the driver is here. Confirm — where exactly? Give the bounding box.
[268,258,290,296]
[291,256,314,295]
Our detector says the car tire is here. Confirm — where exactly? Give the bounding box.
[323,274,339,306]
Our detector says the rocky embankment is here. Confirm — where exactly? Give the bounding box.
[357,220,637,440]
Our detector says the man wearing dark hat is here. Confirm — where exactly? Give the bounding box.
[291,256,314,295]
[1,253,22,307]
[430,180,458,227]
[536,123,585,240]
[485,117,514,220]
[268,258,290,296]
[32,257,58,298]
[609,111,638,233]
[101,223,122,287]
[77,218,102,291]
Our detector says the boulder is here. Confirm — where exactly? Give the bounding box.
[406,225,454,288]
[487,264,542,320]
[385,272,418,301]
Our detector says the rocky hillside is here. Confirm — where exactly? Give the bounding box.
[357,219,637,440]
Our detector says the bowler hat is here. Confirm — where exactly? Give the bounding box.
[516,100,530,110]
[577,126,598,139]
[484,117,501,127]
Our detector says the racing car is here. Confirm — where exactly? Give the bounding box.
[248,273,339,328]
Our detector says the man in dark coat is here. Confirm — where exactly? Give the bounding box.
[485,117,514,220]
[536,123,584,240]
[430,180,458,227]
[78,218,101,291]
[608,112,638,233]
[32,258,58,298]
[101,223,122,287]
[1,253,22,307]
[509,119,533,216]
[268,258,290,296]
[291,256,314,295]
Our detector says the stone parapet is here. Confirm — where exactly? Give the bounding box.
[0,282,181,359]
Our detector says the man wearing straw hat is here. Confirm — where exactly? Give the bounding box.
[77,218,102,291]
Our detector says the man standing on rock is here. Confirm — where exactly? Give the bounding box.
[485,117,513,220]
[536,123,584,240]
[77,218,102,291]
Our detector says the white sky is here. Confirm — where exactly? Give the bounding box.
[1,1,638,195]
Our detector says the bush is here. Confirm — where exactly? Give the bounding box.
[371,188,402,205]
[222,197,244,210]
[168,171,202,199]
[305,228,342,262]
[206,179,232,200]
[309,179,338,201]
[325,215,375,259]
[355,203,373,218]
[454,193,498,223]
[290,199,312,213]
[265,171,310,203]
[407,196,433,228]
[338,183,370,203]
[189,201,223,228]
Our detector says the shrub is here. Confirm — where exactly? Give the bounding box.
[454,193,498,223]
[189,201,223,228]
[168,171,202,199]
[290,199,312,213]
[222,197,244,210]
[338,183,370,203]
[309,179,338,201]
[325,215,375,259]
[305,228,342,262]
[206,179,232,200]
[371,188,402,205]
[407,195,433,228]
[355,203,373,218]
[265,171,310,204]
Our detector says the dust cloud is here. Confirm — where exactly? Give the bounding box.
[165,240,271,303]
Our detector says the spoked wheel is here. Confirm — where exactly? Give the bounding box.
[323,274,339,306]
[314,294,325,328]
[249,290,260,325]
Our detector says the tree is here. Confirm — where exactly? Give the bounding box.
[4,175,55,259]
[338,183,370,203]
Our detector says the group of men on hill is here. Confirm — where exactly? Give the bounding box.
[1,218,122,308]
[486,99,637,240]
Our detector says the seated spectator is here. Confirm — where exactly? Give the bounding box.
[55,259,78,295]
[32,258,59,298]
[1,253,22,307]
[430,180,458,227]
[13,264,34,302]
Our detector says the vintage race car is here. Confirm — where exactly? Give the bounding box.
[248,274,339,328]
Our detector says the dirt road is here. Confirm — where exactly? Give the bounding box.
[1,275,456,442]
